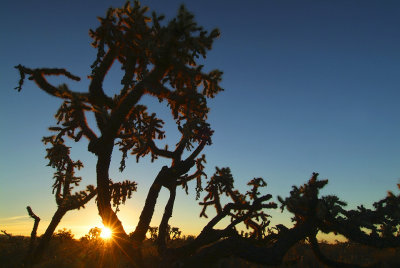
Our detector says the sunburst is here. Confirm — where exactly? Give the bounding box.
[100,227,113,239]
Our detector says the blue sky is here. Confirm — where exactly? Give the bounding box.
[1,0,399,238]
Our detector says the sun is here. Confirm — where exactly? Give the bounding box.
[100,227,113,239]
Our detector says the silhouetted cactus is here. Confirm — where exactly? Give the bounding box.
[16,1,221,265]
[24,136,98,266]
[14,1,399,267]
[26,206,40,255]
[144,225,181,242]
[147,227,158,241]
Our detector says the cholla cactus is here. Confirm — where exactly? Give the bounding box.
[148,226,158,241]
[15,1,400,267]
[42,135,97,211]
[276,173,400,267]
[198,167,277,241]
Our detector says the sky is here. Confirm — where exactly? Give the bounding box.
[1,0,399,240]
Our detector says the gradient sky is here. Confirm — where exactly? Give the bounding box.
[1,0,399,239]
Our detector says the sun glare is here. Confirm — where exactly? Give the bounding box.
[100,227,112,239]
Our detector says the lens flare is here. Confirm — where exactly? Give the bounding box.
[100,227,112,239]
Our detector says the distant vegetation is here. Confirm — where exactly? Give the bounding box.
[11,1,400,267]
[1,230,400,267]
